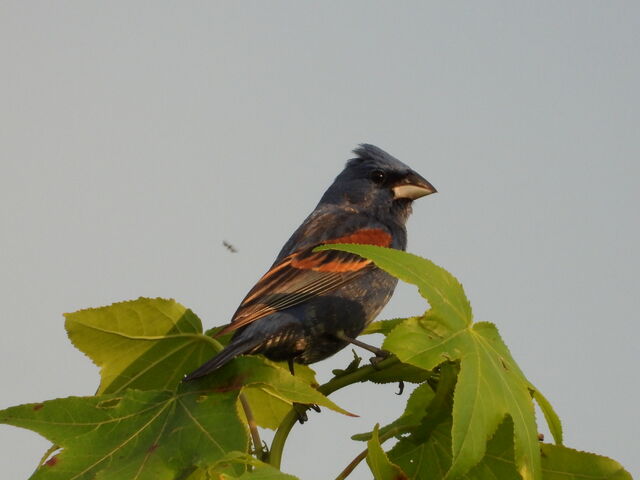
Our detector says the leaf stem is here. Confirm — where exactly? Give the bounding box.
[269,356,400,469]
[239,393,265,462]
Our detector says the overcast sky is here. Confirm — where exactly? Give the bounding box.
[1,2,638,479]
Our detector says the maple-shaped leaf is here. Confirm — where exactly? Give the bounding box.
[319,245,562,480]
[366,425,408,480]
[389,417,631,480]
[0,355,352,480]
[216,356,353,420]
[65,297,215,394]
[64,298,341,429]
[0,388,247,480]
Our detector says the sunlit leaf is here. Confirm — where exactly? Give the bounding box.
[389,418,631,480]
[538,444,632,480]
[385,314,540,478]
[233,359,349,428]
[220,357,352,417]
[209,452,300,479]
[65,297,217,394]
[0,388,247,480]
[362,318,407,336]
[532,390,562,446]
[366,425,408,480]
[65,298,341,429]
[0,249,626,480]
[320,245,559,480]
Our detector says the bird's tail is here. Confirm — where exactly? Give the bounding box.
[183,338,260,382]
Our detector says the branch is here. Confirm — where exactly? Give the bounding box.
[334,361,458,479]
[269,355,400,469]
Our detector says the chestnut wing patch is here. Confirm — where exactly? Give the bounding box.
[216,228,392,336]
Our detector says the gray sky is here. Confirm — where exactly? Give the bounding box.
[1,2,638,478]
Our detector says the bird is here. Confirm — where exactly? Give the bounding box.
[184,144,436,382]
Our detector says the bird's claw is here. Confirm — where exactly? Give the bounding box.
[293,403,320,424]
[251,440,269,457]
[293,403,308,424]
[396,381,405,395]
[369,349,391,369]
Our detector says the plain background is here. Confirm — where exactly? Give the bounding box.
[1,2,638,479]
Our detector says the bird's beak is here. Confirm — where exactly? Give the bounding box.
[392,171,437,200]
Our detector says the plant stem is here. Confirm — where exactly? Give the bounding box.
[334,427,404,480]
[334,361,458,478]
[239,393,265,462]
[320,356,400,396]
[268,409,299,469]
[269,356,400,469]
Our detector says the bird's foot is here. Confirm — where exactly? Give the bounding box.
[396,381,405,396]
[251,440,269,458]
[292,403,321,424]
[369,348,391,369]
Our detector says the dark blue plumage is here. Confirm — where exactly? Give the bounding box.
[184,144,435,381]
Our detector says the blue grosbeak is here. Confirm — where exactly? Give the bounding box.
[185,144,435,381]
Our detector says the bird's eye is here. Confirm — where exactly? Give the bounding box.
[370,170,386,184]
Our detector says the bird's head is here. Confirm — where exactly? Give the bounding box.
[321,144,436,221]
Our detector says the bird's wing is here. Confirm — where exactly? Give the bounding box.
[215,228,392,336]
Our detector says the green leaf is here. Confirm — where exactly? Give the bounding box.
[182,451,302,479]
[195,356,353,421]
[0,353,354,480]
[386,315,541,479]
[316,245,472,330]
[219,452,300,479]
[241,387,292,431]
[320,245,557,480]
[0,388,247,480]
[389,420,455,480]
[538,444,632,480]
[222,466,300,479]
[389,418,521,480]
[366,362,432,385]
[236,361,331,430]
[366,425,409,480]
[389,417,631,480]
[353,383,435,441]
[64,298,217,394]
[532,389,563,446]
[362,318,407,336]
[64,298,343,429]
